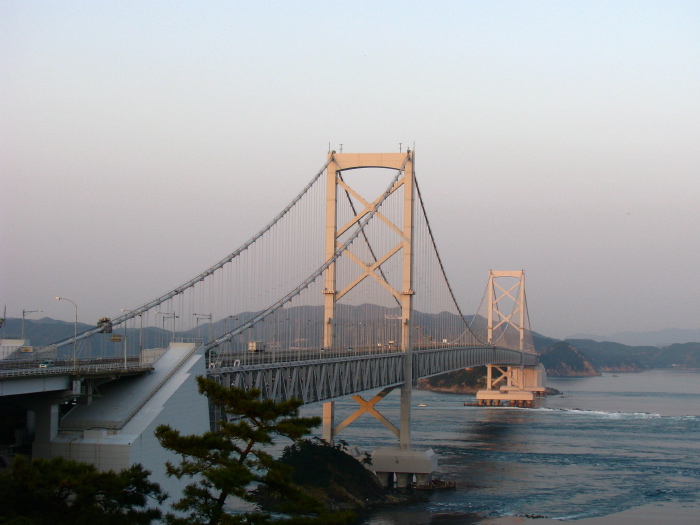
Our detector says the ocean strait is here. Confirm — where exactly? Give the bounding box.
[310,369,700,524]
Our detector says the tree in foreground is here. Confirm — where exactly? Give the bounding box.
[0,455,165,525]
[155,377,354,525]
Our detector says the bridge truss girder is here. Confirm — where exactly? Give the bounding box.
[208,346,538,437]
[414,346,537,379]
[211,353,405,406]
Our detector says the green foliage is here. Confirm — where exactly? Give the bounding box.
[532,332,561,353]
[425,366,487,389]
[541,342,586,369]
[156,377,348,525]
[0,455,165,525]
[566,339,656,369]
[280,438,384,504]
[565,340,700,369]
[539,342,599,376]
[652,343,700,368]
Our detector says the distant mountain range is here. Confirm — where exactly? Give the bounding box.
[531,331,700,376]
[566,328,700,347]
[5,317,700,380]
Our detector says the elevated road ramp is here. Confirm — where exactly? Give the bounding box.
[33,343,210,500]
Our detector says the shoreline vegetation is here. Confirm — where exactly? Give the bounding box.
[419,334,700,395]
[417,366,562,395]
[259,437,429,519]
[0,380,419,525]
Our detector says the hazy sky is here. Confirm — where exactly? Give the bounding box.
[2,1,699,339]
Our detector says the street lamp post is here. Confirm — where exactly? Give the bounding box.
[194,313,212,367]
[156,311,177,347]
[121,309,143,364]
[21,309,43,341]
[156,312,165,348]
[193,313,212,341]
[170,314,178,343]
[55,297,77,371]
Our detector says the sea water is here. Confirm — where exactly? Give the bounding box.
[314,369,700,524]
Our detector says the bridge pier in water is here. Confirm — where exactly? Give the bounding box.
[475,363,546,407]
[475,270,545,407]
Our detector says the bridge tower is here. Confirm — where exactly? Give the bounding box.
[320,151,437,487]
[477,270,546,406]
[487,271,526,350]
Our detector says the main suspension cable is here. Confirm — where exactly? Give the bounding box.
[53,158,333,349]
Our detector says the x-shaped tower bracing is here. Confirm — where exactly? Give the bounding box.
[477,270,545,404]
[487,270,526,352]
[486,270,526,391]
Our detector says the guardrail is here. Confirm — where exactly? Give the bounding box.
[0,361,153,379]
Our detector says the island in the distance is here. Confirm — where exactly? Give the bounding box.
[419,333,700,394]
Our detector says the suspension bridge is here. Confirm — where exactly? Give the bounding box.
[1,150,544,489]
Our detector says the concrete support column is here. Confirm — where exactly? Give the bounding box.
[374,471,393,488]
[415,472,432,485]
[399,380,412,448]
[395,472,412,488]
[30,399,60,458]
[26,410,36,442]
[322,401,335,443]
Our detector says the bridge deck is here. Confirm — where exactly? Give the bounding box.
[209,345,538,405]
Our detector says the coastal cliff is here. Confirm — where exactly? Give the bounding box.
[418,366,487,394]
[539,341,599,377]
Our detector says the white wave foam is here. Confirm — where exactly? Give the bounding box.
[534,407,661,418]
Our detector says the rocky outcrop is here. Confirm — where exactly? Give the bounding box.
[278,438,387,512]
[416,380,480,394]
[539,342,599,377]
[417,366,487,394]
[597,364,645,372]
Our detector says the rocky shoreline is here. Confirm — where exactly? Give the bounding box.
[417,381,561,397]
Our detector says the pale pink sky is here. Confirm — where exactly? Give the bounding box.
[2,1,699,339]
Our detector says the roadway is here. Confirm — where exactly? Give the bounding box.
[0,357,153,380]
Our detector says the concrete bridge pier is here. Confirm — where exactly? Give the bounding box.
[26,396,63,458]
[475,363,546,407]
[373,471,392,488]
[370,447,438,488]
